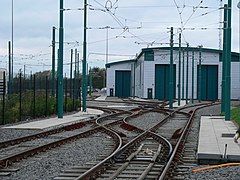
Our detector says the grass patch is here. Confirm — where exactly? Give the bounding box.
[231,107,240,126]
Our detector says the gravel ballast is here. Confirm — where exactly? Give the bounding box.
[128,112,166,130]
[1,133,114,180]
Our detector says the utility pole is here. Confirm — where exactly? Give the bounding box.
[178,33,181,106]
[8,41,11,94]
[104,26,109,88]
[198,45,202,102]
[89,67,93,96]
[52,26,56,96]
[57,0,64,118]
[192,51,194,104]
[182,50,185,100]
[186,43,189,104]
[169,27,174,109]
[221,4,227,113]
[82,0,87,112]
[11,0,14,85]
[70,49,73,98]
[225,0,232,121]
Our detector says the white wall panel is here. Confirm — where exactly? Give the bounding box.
[106,62,132,96]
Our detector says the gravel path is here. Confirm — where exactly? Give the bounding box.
[1,133,114,180]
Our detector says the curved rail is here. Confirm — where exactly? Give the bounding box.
[159,102,219,180]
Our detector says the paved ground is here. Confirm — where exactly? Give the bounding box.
[2,108,103,130]
[197,116,240,162]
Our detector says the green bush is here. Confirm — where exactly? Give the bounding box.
[0,91,81,125]
[231,107,240,126]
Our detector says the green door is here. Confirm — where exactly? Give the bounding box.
[207,66,218,100]
[155,65,176,100]
[155,65,165,100]
[197,65,218,101]
[115,71,131,98]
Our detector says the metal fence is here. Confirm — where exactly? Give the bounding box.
[0,72,82,125]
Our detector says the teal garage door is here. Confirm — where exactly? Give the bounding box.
[197,65,218,101]
[115,70,131,98]
[155,64,176,100]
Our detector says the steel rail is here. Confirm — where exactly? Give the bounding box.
[159,102,220,180]
[76,107,173,179]
[0,106,119,149]
[0,108,137,169]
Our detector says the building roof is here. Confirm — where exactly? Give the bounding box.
[106,59,136,68]
[137,47,240,60]
[106,47,240,67]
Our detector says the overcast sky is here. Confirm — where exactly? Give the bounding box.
[0,0,239,76]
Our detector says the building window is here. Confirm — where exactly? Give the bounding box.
[144,50,154,61]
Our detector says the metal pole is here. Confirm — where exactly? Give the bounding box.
[104,27,109,88]
[186,43,189,104]
[57,0,64,118]
[2,72,6,124]
[74,49,77,99]
[11,0,14,84]
[182,50,185,100]
[192,51,194,104]
[52,27,56,96]
[82,0,87,112]
[221,4,228,113]
[33,74,36,118]
[225,0,232,121]
[198,46,202,102]
[45,76,48,116]
[89,67,93,96]
[64,74,67,112]
[178,33,181,106]
[73,70,76,110]
[19,72,22,121]
[8,41,11,94]
[70,49,73,98]
[169,27,174,109]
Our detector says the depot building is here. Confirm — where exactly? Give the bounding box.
[106,47,240,100]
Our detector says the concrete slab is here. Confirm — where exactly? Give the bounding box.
[197,116,240,163]
[95,95,107,101]
[3,108,103,130]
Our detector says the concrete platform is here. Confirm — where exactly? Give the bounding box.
[95,95,107,101]
[3,108,103,130]
[197,116,240,163]
[166,100,187,108]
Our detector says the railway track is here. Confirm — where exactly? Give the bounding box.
[0,107,135,169]
[62,102,217,180]
[159,102,220,180]
[0,102,165,178]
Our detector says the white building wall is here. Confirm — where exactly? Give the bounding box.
[231,62,240,99]
[106,62,132,96]
[107,49,240,100]
[135,55,144,97]
[143,61,155,98]
[142,49,240,100]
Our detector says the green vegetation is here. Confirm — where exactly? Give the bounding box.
[231,107,240,125]
[0,91,80,125]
